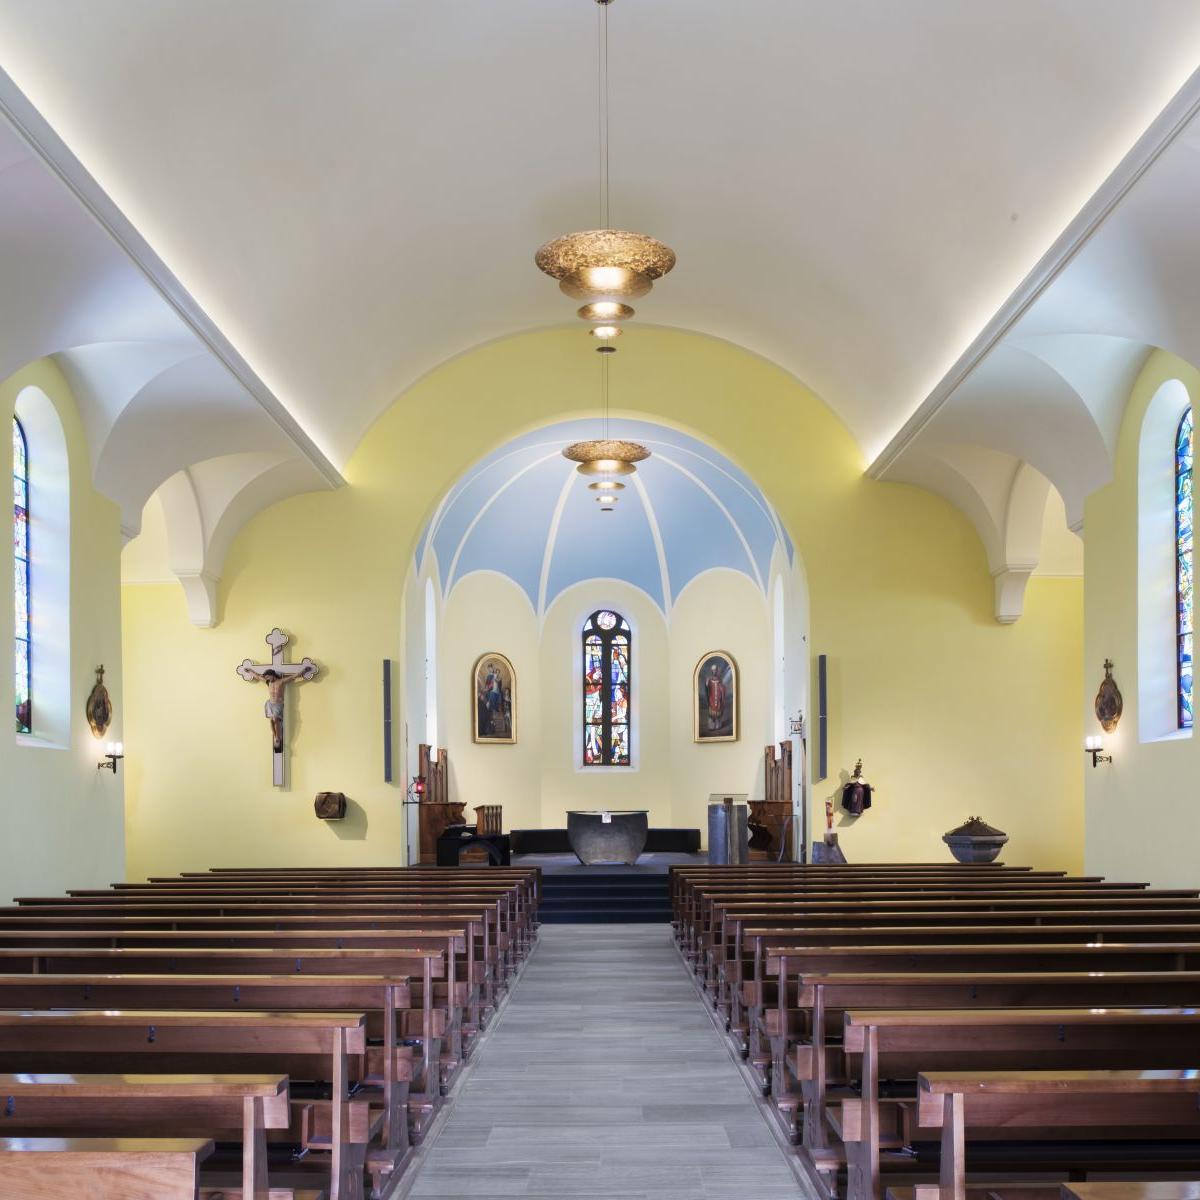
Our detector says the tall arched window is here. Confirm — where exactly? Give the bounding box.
[582,609,631,766]
[1177,407,1193,730]
[13,417,30,734]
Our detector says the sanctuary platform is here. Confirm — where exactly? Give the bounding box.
[515,852,709,923]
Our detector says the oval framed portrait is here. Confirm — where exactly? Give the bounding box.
[472,652,517,744]
[694,650,738,743]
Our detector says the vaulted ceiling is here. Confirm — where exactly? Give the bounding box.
[0,2,1198,623]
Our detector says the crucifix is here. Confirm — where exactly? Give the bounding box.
[237,628,320,786]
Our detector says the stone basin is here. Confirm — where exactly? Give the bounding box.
[566,810,649,866]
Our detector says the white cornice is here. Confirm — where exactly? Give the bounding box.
[0,66,344,489]
[868,64,1200,481]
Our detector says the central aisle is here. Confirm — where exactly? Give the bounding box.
[403,923,803,1199]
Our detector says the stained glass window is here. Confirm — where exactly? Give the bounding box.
[1177,407,1193,730]
[13,417,30,734]
[582,609,631,766]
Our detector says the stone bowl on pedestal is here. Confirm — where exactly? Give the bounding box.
[566,810,649,866]
[942,815,1009,864]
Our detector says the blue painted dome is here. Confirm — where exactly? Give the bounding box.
[417,419,793,614]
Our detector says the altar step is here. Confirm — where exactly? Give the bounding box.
[539,873,671,924]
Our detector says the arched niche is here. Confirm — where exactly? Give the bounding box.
[399,416,811,841]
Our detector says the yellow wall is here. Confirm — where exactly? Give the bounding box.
[121,327,1084,875]
[2,359,125,900]
[436,570,773,839]
[1084,349,1198,886]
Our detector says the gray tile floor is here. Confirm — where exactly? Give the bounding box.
[401,923,804,1199]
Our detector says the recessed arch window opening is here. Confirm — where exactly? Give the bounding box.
[424,577,438,749]
[13,417,30,734]
[582,609,631,766]
[1177,407,1194,730]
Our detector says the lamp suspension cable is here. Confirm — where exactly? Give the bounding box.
[598,0,611,230]
[602,352,610,441]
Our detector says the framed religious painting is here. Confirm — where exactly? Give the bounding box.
[472,652,516,744]
[693,651,738,743]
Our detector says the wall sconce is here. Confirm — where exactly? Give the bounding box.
[1084,735,1112,768]
[98,741,124,773]
[403,775,427,805]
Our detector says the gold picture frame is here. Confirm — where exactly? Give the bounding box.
[693,650,738,743]
[472,652,517,744]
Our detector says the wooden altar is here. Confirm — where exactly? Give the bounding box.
[416,743,463,864]
[749,741,795,861]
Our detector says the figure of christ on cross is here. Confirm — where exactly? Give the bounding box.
[237,628,320,786]
[249,667,306,753]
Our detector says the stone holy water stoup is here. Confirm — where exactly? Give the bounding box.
[237,628,320,787]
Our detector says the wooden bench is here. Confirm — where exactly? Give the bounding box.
[0,944,458,1088]
[0,1135,216,1200]
[40,887,532,965]
[841,1008,1200,1200]
[772,970,1200,1143]
[919,1070,1200,1200]
[0,910,500,1015]
[722,921,1200,1036]
[0,1010,372,1200]
[2,901,514,991]
[0,1073,290,1200]
[0,973,418,1156]
[688,890,1198,967]
[1063,1186,1200,1200]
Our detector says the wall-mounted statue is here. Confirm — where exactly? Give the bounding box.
[1094,658,1123,733]
[236,628,320,787]
[85,665,112,738]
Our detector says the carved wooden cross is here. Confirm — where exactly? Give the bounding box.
[237,628,319,787]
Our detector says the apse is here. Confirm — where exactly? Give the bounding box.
[415,418,794,614]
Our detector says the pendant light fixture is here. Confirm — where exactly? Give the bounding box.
[535,0,676,345]
[562,352,649,504]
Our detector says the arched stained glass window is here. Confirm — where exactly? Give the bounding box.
[1177,407,1193,730]
[582,609,631,766]
[13,417,30,734]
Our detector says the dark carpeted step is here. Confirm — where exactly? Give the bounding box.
[539,907,671,924]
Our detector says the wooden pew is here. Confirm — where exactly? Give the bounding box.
[729,926,1200,1060]
[687,888,1197,966]
[776,971,1200,1147]
[841,1008,1200,1200]
[762,942,1200,1096]
[0,944,458,1091]
[0,866,537,1196]
[0,974,417,1162]
[1063,1186,1200,1200]
[723,920,1200,1036]
[0,926,484,1051]
[0,909,500,1015]
[6,899,519,985]
[0,1010,370,1200]
[0,1136,216,1200]
[918,1070,1200,1200]
[0,1074,289,1200]
[669,867,1075,939]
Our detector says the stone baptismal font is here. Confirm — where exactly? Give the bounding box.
[566,810,649,866]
